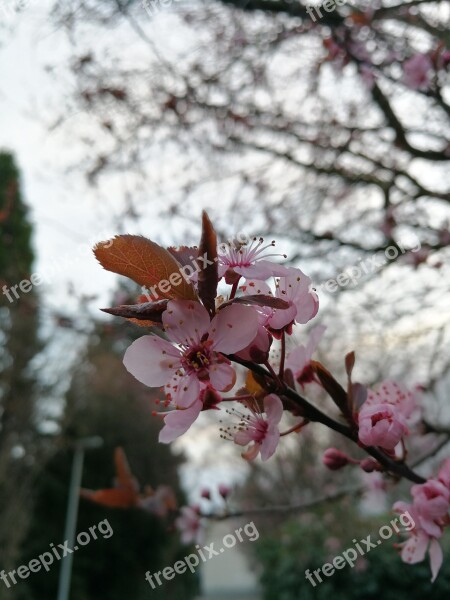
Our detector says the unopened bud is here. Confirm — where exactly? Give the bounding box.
[323,448,350,470]
[359,458,381,473]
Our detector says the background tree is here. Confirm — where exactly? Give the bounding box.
[0,151,46,590]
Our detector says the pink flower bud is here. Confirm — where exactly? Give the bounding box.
[323,448,349,470]
[360,458,381,473]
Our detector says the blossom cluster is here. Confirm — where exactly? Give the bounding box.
[94,212,449,581]
[120,234,319,460]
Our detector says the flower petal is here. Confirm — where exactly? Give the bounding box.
[260,428,280,461]
[401,531,428,564]
[163,300,210,346]
[123,335,181,387]
[241,280,272,296]
[159,400,203,443]
[294,290,319,324]
[429,538,443,582]
[241,442,261,461]
[209,362,236,392]
[268,304,297,330]
[305,325,327,360]
[209,304,258,354]
[264,394,284,425]
[234,429,254,446]
[235,260,290,280]
[171,374,201,408]
[285,345,308,375]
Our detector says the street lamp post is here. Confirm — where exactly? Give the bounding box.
[56,436,103,600]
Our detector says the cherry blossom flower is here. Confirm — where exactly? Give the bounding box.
[218,236,290,281]
[242,268,319,335]
[229,394,283,461]
[285,325,326,386]
[175,506,203,544]
[123,300,258,408]
[357,381,417,451]
[403,54,433,91]
[358,403,408,451]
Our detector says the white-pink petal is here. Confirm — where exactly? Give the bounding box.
[401,531,428,564]
[123,335,181,387]
[171,374,201,408]
[209,362,236,392]
[241,279,272,296]
[163,300,210,346]
[209,304,259,354]
[429,538,444,582]
[260,429,280,461]
[285,345,308,375]
[268,304,297,330]
[264,394,284,425]
[305,325,326,359]
[159,400,203,444]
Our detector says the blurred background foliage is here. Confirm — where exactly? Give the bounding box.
[255,507,450,600]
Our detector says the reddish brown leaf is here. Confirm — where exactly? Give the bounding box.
[197,211,218,316]
[94,235,197,301]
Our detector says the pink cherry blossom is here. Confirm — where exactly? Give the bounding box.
[358,403,408,451]
[218,236,290,281]
[285,325,326,386]
[241,268,319,335]
[357,381,418,451]
[403,54,433,91]
[175,506,203,544]
[123,300,258,408]
[232,394,283,461]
